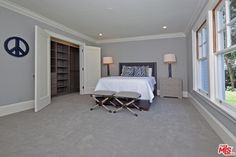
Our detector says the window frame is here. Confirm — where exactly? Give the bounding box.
[196,21,210,95]
[213,0,224,52]
[214,0,236,111]
[192,0,236,120]
[214,0,236,51]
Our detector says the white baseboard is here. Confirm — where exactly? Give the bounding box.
[157,90,188,98]
[183,91,188,98]
[0,100,34,117]
[189,94,236,148]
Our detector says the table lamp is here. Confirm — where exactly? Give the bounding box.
[103,57,113,76]
[164,54,176,78]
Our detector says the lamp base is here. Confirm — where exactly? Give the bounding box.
[168,64,172,78]
[107,64,110,76]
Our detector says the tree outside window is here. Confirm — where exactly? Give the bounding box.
[215,0,236,106]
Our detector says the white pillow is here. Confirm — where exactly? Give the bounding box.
[148,68,152,77]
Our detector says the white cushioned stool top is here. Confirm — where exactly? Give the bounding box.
[114,91,141,99]
[92,90,116,96]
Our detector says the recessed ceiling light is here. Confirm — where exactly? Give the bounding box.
[99,33,103,37]
[163,26,167,29]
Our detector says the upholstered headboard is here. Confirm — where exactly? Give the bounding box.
[119,62,157,95]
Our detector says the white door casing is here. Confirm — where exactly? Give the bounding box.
[81,46,101,94]
[80,45,85,94]
[34,25,51,112]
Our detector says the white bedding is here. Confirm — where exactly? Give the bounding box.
[95,76,156,102]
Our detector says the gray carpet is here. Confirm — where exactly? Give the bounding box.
[0,93,223,157]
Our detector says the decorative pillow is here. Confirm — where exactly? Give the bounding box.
[144,66,150,76]
[121,66,134,77]
[147,68,152,77]
[133,66,146,77]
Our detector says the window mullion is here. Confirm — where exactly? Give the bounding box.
[225,0,231,47]
[208,11,215,100]
[228,17,236,26]
[218,26,227,33]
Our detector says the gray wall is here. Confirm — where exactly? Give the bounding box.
[98,37,188,91]
[186,32,193,92]
[186,32,236,136]
[0,7,92,106]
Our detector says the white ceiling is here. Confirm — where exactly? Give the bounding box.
[6,0,208,41]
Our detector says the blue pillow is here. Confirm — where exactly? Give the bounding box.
[121,66,134,77]
[133,66,147,77]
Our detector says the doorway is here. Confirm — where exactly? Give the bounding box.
[50,37,80,97]
[35,25,101,112]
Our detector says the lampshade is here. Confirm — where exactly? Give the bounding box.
[164,54,176,63]
[103,57,113,64]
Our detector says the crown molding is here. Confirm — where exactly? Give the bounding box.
[192,0,220,32]
[0,0,96,43]
[0,0,187,44]
[96,32,186,44]
[184,0,209,35]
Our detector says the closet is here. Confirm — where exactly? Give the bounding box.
[34,25,102,112]
[50,38,80,97]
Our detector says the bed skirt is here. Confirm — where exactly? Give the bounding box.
[137,100,152,111]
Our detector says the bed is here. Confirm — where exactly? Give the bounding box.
[95,62,157,110]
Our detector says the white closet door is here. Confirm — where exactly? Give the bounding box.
[34,26,51,112]
[82,46,101,94]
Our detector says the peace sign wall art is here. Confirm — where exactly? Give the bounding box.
[4,36,30,57]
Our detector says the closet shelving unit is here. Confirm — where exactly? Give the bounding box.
[51,38,79,97]
[56,43,70,94]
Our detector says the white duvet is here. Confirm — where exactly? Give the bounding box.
[95,76,156,102]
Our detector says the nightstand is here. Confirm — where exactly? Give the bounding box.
[160,78,183,99]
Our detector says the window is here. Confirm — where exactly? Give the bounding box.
[196,22,209,94]
[215,0,236,107]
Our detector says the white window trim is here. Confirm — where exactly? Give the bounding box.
[195,21,210,95]
[216,0,236,51]
[195,89,236,120]
[199,57,208,61]
[215,50,236,111]
[192,9,236,121]
[216,1,226,31]
[208,11,217,100]
[215,0,236,116]
[215,42,236,55]
[214,0,236,110]
[198,88,209,95]
[193,41,210,97]
[228,17,236,25]
[192,30,198,91]
[197,58,209,94]
[225,0,231,47]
